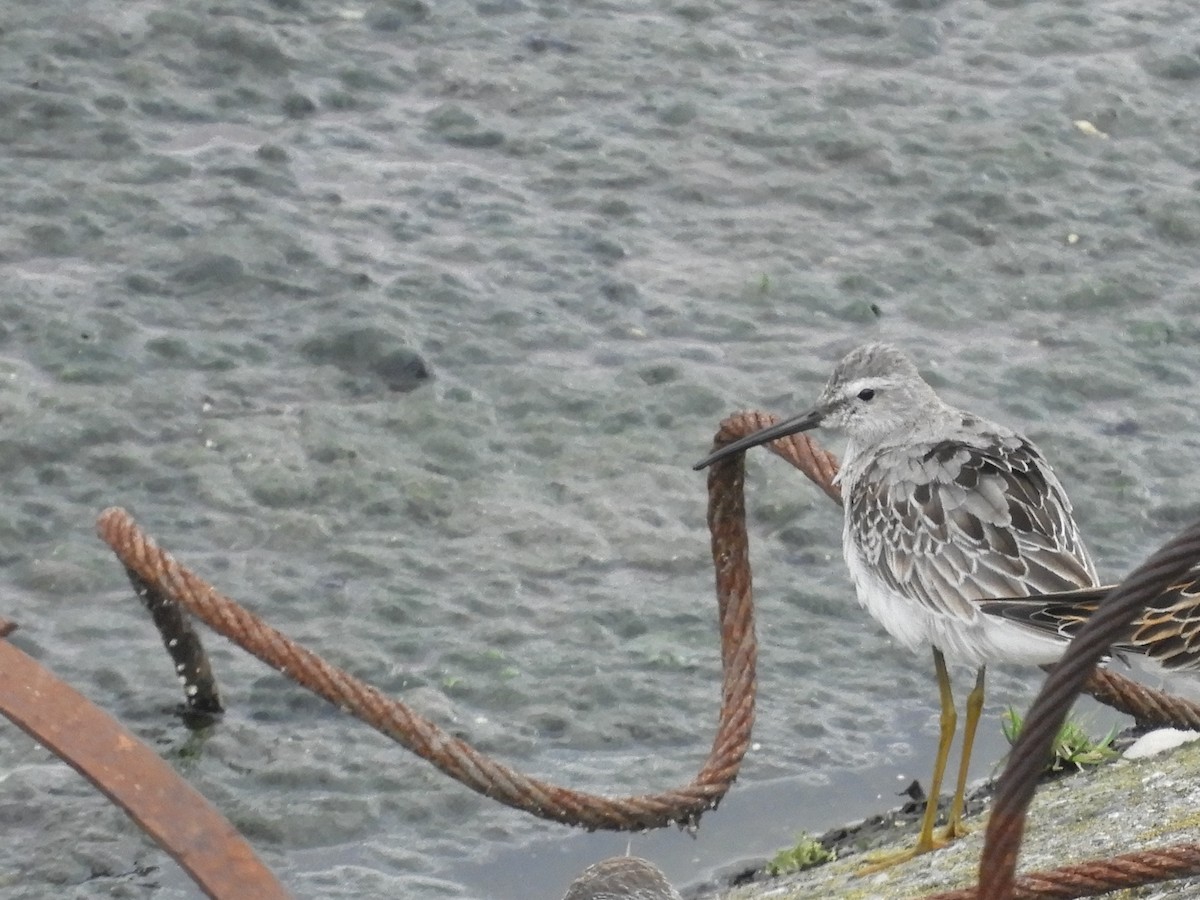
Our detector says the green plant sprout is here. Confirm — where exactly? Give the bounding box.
[767,832,835,876]
[1001,707,1118,775]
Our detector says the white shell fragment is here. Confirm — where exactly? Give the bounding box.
[1123,728,1200,760]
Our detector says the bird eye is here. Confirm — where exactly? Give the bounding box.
[857,388,876,401]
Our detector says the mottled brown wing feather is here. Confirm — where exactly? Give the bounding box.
[849,434,1098,623]
[978,570,1200,671]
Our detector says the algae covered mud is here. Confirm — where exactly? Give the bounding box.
[3,1,1200,898]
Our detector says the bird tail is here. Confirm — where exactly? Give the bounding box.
[977,568,1200,673]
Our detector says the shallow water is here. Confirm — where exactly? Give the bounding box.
[2,1,1200,897]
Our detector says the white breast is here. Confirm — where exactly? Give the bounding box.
[841,519,1072,668]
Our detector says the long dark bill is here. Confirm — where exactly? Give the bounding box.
[693,408,823,470]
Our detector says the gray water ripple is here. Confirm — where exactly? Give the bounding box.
[2,1,1200,898]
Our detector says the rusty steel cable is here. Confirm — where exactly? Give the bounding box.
[98,498,755,832]
[925,845,1200,900]
[0,626,289,900]
[1073,664,1200,730]
[974,518,1200,900]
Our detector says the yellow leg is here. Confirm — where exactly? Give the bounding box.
[941,665,985,841]
[858,648,958,875]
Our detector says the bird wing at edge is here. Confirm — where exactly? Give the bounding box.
[978,571,1200,672]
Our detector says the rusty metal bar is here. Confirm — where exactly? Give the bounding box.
[0,631,289,899]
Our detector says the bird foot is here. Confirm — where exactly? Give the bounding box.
[855,831,956,876]
[938,818,970,842]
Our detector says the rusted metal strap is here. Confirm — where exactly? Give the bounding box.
[0,632,289,900]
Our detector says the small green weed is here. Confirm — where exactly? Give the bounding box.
[1001,707,1118,775]
[766,832,834,876]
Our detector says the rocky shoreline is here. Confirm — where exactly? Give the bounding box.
[689,730,1200,900]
